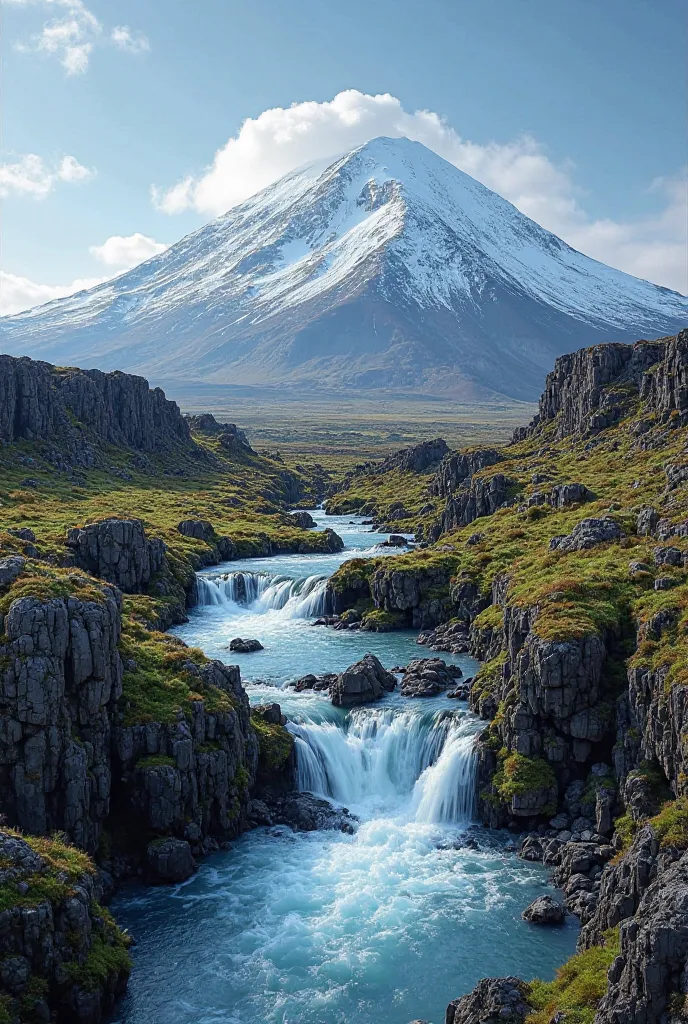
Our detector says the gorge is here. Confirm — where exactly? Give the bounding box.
[1,332,688,1024]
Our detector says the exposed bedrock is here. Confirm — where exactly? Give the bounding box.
[445,978,530,1024]
[66,518,167,594]
[0,579,260,864]
[0,830,131,1024]
[430,448,503,498]
[0,353,194,454]
[514,336,668,441]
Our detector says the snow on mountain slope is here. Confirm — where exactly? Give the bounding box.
[1,137,686,400]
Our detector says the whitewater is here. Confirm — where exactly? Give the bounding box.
[111,513,578,1024]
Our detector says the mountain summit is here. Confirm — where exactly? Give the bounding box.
[2,136,686,400]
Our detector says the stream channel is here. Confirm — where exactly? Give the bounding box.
[111,512,578,1024]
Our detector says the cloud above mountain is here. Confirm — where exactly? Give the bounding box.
[151,89,686,293]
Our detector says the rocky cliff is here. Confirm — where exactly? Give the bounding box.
[0,355,195,462]
[373,328,688,1023]
[0,558,260,867]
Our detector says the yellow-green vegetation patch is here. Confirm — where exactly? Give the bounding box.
[361,608,407,631]
[630,583,688,692]
[526,929,620,1024]
[328,557,377,593]
[489,751,557,814]
[471,652,507,705]
[649,796,688,849]
[0,829,95,914]
[119,602,235,725]
[251,713,294,772]
[0,564,108,615]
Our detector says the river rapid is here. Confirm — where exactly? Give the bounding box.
[111,513,578,1024]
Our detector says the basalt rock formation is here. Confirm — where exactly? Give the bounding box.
[0,354,195,463]
[0,560,260,867]
[0,830,131,1024]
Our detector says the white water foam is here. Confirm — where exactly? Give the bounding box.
[195,571,329,619]
[289,708,479,825]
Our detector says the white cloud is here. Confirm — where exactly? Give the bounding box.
[0,152,93,198]
[11,0,149,74]
[1,232,168,315]
[111,25,150,54]
[0,271,107,316]
[90,232,168,268]
[57,154,94,182]
[152,89,687,293]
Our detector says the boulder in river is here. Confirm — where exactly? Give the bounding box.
[146,838,196,883]
[522,894,565,925]
[270,793,358,833]
[400,658,461,697]
[445,977,530,1024]
[290,510,316,529]
[379,534,409,547]
[330,654,397,706]
[229,637,264,653]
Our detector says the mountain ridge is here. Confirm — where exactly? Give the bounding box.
[2,136,686,401]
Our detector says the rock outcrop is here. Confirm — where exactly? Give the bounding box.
[374,438,449,475]
[0,585,122,853]
[445,978,530,1024]
[0,567,259,865]
[430,448,503,498]
[0,354,194,455]
[521,894,565,924]
[66,519,166,593]
[330,654,397,706]
[514,338,666,441]
[400,658,460,697]
[0,829,131,1024]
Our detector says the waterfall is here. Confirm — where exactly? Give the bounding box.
[289,708,478,825]
[194,571,329,619]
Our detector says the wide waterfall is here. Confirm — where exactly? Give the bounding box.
[289,707,479,824]
[195,570,329,619]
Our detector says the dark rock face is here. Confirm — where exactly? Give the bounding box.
[516,339,665,441]
[0,353,193,454]
[185,412,250,448]
[436,473,514,538]
[521,894,565,924]
[178,519,216,543]
[322,528,345,553]
[375,438,449,475]
[445,977,530,1024]
[66,518,166,594]
[640,329,688,425]
[229,637,264,653]
[371,562,455,629]
[290,510,316,529]
[0,572,259,860]
[330,654,397,706]
[550,482,593,507]
[146,838,196,883]
[269,792,358,833]
[400,658,460,697]
[431,448,503,498]
[0,587,122,852]
[595,846,688,1024]
[0,830,130,1024]
[550,517,624,553]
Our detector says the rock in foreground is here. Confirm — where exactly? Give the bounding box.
[229,637,264,653]
[521,894,565,925]
[445,977,530,1024]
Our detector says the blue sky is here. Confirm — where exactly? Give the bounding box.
[2,0,686,313]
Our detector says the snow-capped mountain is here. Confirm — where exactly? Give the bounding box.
[2,137,686,400]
